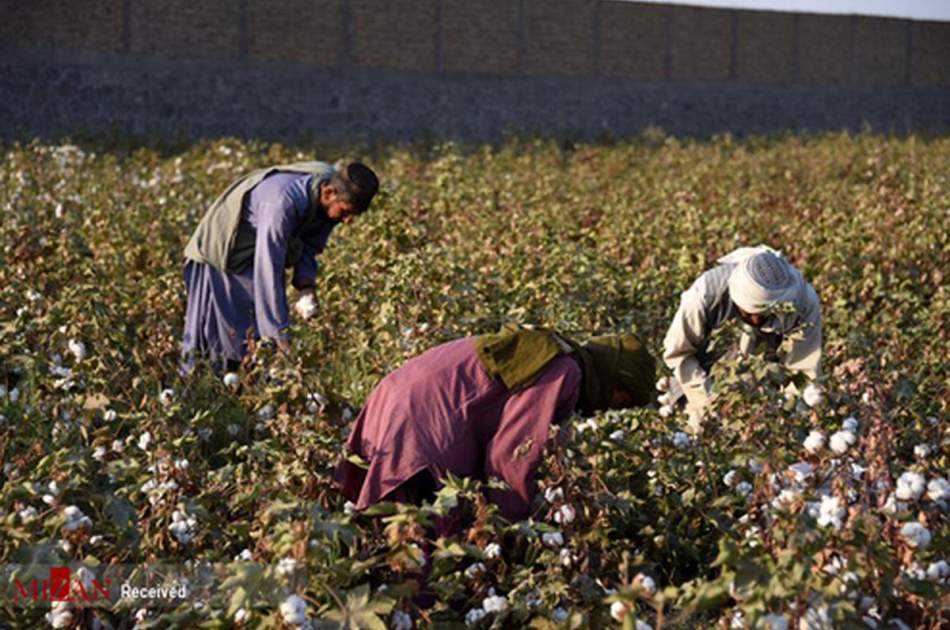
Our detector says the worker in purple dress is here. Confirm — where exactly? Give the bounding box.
[181,161,379,370]
[335,325,656,522]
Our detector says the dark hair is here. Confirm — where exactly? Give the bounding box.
[328,162,379,213]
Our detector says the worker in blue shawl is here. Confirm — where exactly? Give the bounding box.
[181,160,379,370]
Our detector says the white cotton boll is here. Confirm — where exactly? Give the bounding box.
[610,601,629,622]
[759,614,789,630]
[554,504,576,525]
[227,424,240,436]
[636,573,657,596]
[198,427,213,441]
[913,443,931,459]
[657,392,671,406]
[789,462,813,484]
[159,388,175,406]
[343,501,357,516]
[279,594,309,627]
[926,560,948,581]
[658,404,674,418]
[67,339,87,362]
[899,522,931,549]
[484,543,502,560]
[850,463,866,481]
[8,388,19,403]
[861,390,873,405]
[656,377,669,392]
[89,535,103,545]
[559,548,573,567]
[223,372,240,388]
[829,430,856,454]
[772,488,800,511]
[927,477,950,502]
[673,432,690,449]
[842,416,858,432]
[800,605,834,630]
[804,430,826,454]
[294,293,318,320]
[748,458,764,474]
[575,418,598,434]
[306,392,328,413]
[103,409,117,422]
[19,506,38,523]
[168,510,197,544]
[342,407,354,422]
[174,458,189,471]
[46,600,73,628]
[609,429,625,442]
[544,487,564,504]
[234,608,250,624]
[62,505,92,532]
[0,385,6,399]
[277,557,297,577]
[895,472,926,501]
[111,439,124,453]
[552,607,569,623]
[723,470,737,487]
[882,494,907,514]
[803,383,824,408]
[634,621,653,630]
[542,532,564,547]
[736,481,753,497]
[138,431,152,451]
[817,495,846,531]
[390,610,413,630]
[482,595,508,614]
[234,548,253,562]
[92,446,107,462]
[257,404,275,421]
[465,562,487,578]
[465,608,488,626]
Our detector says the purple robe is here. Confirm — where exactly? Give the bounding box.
[335,337,582,521]
[181,173,335,366]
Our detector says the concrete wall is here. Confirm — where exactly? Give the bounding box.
[1,1,947,140]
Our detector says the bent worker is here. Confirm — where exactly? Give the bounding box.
[181,160,378,370]
[661,245,822,427]
[335,325,656,522]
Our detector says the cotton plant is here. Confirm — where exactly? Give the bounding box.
[1,136,948,629]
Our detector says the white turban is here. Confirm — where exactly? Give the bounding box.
[720,245,801,314]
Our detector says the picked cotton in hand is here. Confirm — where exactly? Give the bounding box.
[294,293,318,320]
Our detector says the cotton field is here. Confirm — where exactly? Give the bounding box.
[0,133,947,628]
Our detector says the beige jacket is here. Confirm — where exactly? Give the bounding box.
[663,262,821,413]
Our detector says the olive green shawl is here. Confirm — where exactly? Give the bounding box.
[474,324,656,413]
[183,161,336,273]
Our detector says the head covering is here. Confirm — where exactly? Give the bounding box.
[720,245,800,314]
[474,325,571,392]
[474,325,656,414]
[575,333,656,413]
[339,162,379,213]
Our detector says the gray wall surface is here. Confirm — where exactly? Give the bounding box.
[1,1,948,141]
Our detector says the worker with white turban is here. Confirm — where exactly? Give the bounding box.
[660,245,822,427]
